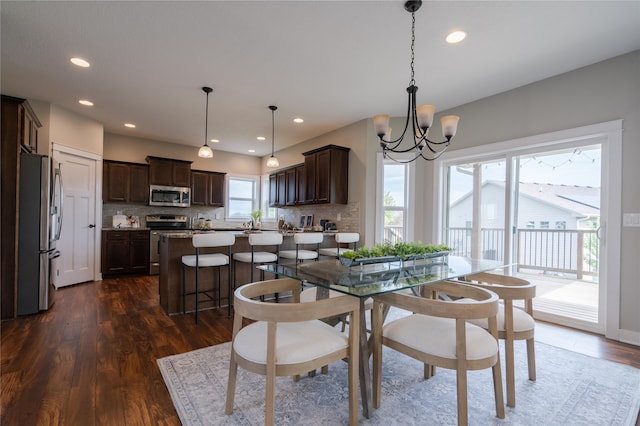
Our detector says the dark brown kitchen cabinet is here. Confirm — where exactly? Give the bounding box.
[285,167,297,206]
[191,170,226,206]
[268,164,305,207]
[146,156,192,187]
[101,230,150,275]
[269,174,278,207]
[1,95,42,319]
[103,160,149,204]
[303,145,349,204]
[296,165,306,205]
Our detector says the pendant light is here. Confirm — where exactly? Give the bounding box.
[266,105,280,168]
[372,0,460,163]
[198,86,214,158]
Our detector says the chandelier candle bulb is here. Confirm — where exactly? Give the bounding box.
[441,115,460,139]
[416,104,436,129]
[373,114,390,138]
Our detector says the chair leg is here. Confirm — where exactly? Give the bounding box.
[492,360,505,419]
[265,364,276,426]
[456,367,468,426]
[182,264,186,315]
[527,337,536,381]
[505,337,516,407]
[195,266,199,324]
[227,264,231,316]
[225,350,239,415]
[217,267,222,308]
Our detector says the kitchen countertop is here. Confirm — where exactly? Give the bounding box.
[102,227,151,231]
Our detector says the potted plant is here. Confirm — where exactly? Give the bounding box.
[339,242,452,267]
[250,210,263,230]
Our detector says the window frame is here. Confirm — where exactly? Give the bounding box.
[375,153,415,244]
[226,174,260,221]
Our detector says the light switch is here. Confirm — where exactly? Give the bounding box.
[623,213,640,227]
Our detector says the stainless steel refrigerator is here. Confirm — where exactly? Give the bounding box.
[17,152,62,314]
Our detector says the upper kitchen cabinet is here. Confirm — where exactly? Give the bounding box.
[103,160,149,204]
[1,95,41,154]
[191,170,226,206]
[146,156,192,187]
[303,145,349,204]
[269,163,304,207]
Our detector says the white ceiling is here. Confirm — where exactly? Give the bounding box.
[2,1,639,157]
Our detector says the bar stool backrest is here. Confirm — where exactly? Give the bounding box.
[249,232,283,246]
[193,232,236,248]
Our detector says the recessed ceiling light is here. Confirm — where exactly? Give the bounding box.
[70,57,90,67]
[446,31,467,44]
[210,139,219,143]
[257,136,266,141]
[124,123,136,128]
[78,99,94,106]
[293,117,304,123]
[248,149,255,153]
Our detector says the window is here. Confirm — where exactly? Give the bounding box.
[227,176,259,220]
[260,175,277,220]
[539,221,549,229]
[376,154,415,245]
[556,221,567,229]
[526,221,535,229]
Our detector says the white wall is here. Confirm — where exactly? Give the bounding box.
[103,132,260,175]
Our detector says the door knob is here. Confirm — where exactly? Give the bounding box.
[88,224,96,228]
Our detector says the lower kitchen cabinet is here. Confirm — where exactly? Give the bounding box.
[101,230,150,275]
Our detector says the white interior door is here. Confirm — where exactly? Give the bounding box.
[51,148,97,287]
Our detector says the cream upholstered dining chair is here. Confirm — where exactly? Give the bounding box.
[225,278,360,426]
[278,232,323,263]
[372,280,505,426]
[457,272,536,408]
[181,232,235,323]
[318,232,360,258]
[232,232,283,286]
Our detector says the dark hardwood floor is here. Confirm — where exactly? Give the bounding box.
[2,275,639,425]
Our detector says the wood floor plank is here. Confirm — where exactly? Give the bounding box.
[1,274,637,425]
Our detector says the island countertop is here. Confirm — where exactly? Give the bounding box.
[158,230,339,315]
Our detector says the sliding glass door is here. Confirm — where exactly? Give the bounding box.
[439,136,607,334]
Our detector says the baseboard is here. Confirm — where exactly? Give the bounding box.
[619,329,640,347]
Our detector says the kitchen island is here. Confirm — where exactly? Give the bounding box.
[158,231,338,315]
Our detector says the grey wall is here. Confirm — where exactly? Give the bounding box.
[351,50,639,338]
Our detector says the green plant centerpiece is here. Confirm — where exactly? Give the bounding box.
[250,210,263,230]
[340,241,452,267]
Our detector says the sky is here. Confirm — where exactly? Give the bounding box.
[384,145,601,206]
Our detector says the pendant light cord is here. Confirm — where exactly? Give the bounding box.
[204,91,209,146]
[271,108,275,156]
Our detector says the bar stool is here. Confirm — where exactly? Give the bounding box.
[232,232,283,286]
[278,232,323,263]
[319,232,360,258]
[182,232,235,323]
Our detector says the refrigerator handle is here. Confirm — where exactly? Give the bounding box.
[54,165,64,241]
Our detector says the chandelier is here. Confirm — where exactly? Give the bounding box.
[372,0,460,163]
[266,105,279,168]
[198,86,214,158]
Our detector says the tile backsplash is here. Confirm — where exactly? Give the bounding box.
[102,202,359,232]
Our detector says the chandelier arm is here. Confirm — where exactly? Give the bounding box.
[382,151,423,164]
[380,85,418,151]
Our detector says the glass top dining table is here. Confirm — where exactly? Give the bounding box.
[258,255,507,299]
[258,254,508,419]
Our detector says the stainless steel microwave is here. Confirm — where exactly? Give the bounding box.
[149,185,190,207]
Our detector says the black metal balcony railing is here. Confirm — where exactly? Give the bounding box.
[445,227,599,280]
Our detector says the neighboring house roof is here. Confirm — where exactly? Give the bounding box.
[451,181,600,217]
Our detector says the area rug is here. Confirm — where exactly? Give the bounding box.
[158,336,640,426]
